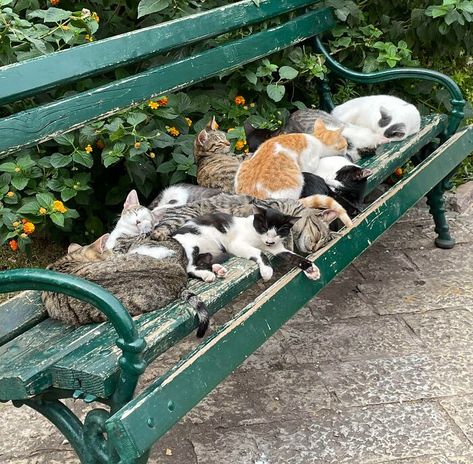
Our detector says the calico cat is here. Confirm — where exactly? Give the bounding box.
[42,234,210,337]
[194,117,241,193]
[149,183,221,219]
[173,206,320,282]
[151,193,335,254]
[331,95,421,141]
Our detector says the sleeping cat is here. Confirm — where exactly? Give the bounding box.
[151,193,336,255]
[173,205,320,282]
[331,95,421,141]
[149,183,221,219]
[42,234,210,337]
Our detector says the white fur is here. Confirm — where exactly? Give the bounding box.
[152,185,190,217]
[129,245,176,260]
[106,207,153,250]
[315,156,357,190]
[332,95,421,142]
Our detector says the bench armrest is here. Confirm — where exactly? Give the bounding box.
[314,37,465,136]
[0,268,146,405]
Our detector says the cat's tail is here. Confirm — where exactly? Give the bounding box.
[180,289,209,338]
[298,194,353,228]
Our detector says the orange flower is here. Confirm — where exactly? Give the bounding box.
[50,0,60,5]
[53,200,67,214]
[91,12,100,22]
[394,167,404,178]
[23,222,35,235]
[39,207,47,215]
[85,144,93,154]
[21,218,28,224]
[157,96,169,106]
[235,140,246,150]
[6,191,14,197]
[166,126,180,137]
[9,240,18,252]
[148,101,159,110]
[234,95,246,106]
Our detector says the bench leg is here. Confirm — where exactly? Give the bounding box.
[426,181,456,249]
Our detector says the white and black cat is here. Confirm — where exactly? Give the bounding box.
[332,95,421,142]
[173,205,320,283]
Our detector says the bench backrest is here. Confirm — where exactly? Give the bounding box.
[0,0,336,158]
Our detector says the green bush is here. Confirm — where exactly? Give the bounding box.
[0,0,472,251]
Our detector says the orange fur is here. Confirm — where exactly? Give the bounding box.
[313,119,347,151]
[299,194,353,228]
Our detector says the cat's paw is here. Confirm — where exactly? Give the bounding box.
[150,228,170,241]
[303,264,320,281]
[260,265,273,281]
[202,271,217,283]
[212,264,228,278]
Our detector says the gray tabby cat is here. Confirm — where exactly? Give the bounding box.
[151,193,335,254]
[43,231,210,337]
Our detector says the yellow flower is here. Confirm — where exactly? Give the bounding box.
[84,34,94,42]
[91,12,100,22]
[12,221,20,227]
[60,24,69,31]
[23,222,35,235]
[20,233,27,239]
[235,140,246,150]
[227,128,235,132]
[148,101,159,110]
[39,207,47,215]
[14,167,20,173]
[134,141,141,149]
[244,148,249,153]
[234,95,245,106]
[85,144,93,154]
[53,200,67,214]
[149,152,156,159]
[167,126,180,137]
[243,105,248,110]
[185,117,192,127]
[250,103,255,108]
[6,191,14,197]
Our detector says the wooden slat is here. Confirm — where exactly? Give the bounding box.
[106,126,473,460]
[0,8,336,157]
[0,0,321,105]
[362,114,447,193]
[0,291,46,346]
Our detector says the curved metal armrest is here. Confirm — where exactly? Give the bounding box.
[0,268,147,403]
[314,37,465,136]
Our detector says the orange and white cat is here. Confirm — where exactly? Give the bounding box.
[234,119,353,227]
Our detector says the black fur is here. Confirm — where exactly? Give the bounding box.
[384,122,406,139]
[301,173,331,198]
[253,206,299,238]
[174,224,200,235]
[244,121,280,152]
[277,252,313,271]
[193,212,233,233]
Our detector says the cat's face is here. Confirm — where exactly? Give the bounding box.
[121,190,154,234]
[195,117,231,154]
[67,234,112,262]
[252,206,300,247]
[313,119,348,153]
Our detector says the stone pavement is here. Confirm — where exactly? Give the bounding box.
[1,198,473,464]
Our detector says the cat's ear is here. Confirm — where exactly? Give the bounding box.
[378,106,392,127]
[124,190,140,209]
[151,206,166,222]
[206,116,219,131]
[252,205,267,216]
[90,233,110,253]
[197,129,209,146]
[334,127,344,136]
[321,209,338,223]
[355,168,372,180]
[67,243,82,254]
[287,216,301,227]
[312,118,326,134]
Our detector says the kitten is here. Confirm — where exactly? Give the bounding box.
[173,206,320,282]
[42,234,210,337]
[194,117,241,193]
[149,183,221,220]
[151,193,335,254]
[331,95,421,142]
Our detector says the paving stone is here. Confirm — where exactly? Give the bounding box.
[359,276,473,315]
[255,403,469,463]
[440,395,473,443]
[446,181,473,213]
[373,456,448,464]
[403,309,473,351]
[320,352,473,406]
[281,315,420,364]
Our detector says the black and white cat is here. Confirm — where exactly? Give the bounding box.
[173,205,320,282]
[332,95,421,142]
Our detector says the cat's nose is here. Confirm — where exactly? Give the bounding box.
[265,240,275,246]
[136,220,141,224]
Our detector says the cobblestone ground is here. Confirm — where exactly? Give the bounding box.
[1,199,473,464]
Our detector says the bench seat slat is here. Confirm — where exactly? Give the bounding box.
[0,0,321,105]
[0,291,46,347]
[0,8,336,156]
[105,126,473,460]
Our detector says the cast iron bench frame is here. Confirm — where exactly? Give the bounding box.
[1,1,473,463]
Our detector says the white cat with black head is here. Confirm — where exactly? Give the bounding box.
[332,95,421,142]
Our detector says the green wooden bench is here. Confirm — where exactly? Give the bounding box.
[1,1,473,462]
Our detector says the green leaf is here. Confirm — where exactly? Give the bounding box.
[73,150,94,168]
[170,170,187,184]
[0,162,17,173]
[11,176,29,190]
[54,133,75,146]
[17,200,40,215]
[278,66,299,80]
[127,112,148,126]
[47,179,64,192]
[61,187,77,202]
[137,0,170,18]
[16,156,35,170]
[36,192,54,208]
[156,160,176,173]
[37,157,52,168]
[245,70,258,85]
[50,153,72,168]
[102,153,121,168]
[172,152,190,164]
[50,212,65,227]
[0,0,13,6]
[28,7,71,23]
[266,84,285,102]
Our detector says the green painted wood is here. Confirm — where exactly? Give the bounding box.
[362,114,447,193]
[0,291,46,346]
[0,0,322,105]
[106,126,473,460]
[0,8,336,157]
[52,257,263,398]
